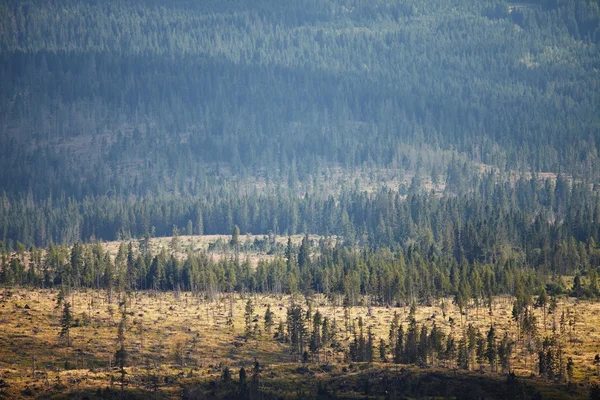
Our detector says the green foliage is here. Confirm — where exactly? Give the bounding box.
[59,302,73,347]
[0,0,598,259]
[264,304,274,335]
[244,298,255,338]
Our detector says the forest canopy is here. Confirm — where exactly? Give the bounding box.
[0,0,599,256]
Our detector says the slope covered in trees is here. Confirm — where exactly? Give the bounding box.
[0,0,599,307]
[3,1,600,398]
[1,0,599,203]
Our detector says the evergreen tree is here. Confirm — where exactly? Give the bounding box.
[59,302,73,347]
[498,331,513,374]
[379,338,387,362]
[457,337,469,370]
[298,235,310,271]
[418,324,429,364]
[238,367,248,398]
[309,310,322,361]
[476,330,486,370]
[286,304,305,360]
[264,304,275,335]
[244,298,255,338]
[486,325,497,373]
[231,225,240,251]
[114,306,128,395]
[275,320,286,342]
[405,307,419,363]
[394,324,405,364]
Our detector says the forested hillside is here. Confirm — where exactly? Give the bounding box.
[1,0,600,249]
[3,2,600,398]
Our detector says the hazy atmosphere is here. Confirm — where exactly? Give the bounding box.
[1,0,600,399]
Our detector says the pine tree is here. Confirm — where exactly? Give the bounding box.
[394,324,405,364]
[222,367,232,383]
[429,322,445,366]
[231,225,240,250]
[418,324,429,364]
[498,331,513,374]
[321,317,330,349]
[476,330,486,370]
[238,367,248,398]
[298,235,310,271]
[466,324,477,368]
[566,357,574,382]
[445,335,457,368]
[251,359,260,397]
[59,302,73,347]
[114,307,128,395]
[170,225,180,254]
[264,304,274,335]
[537,287,549,331]
[486,325,497,373]
[286,304,305,360]
[366,326,374,363]
[244,298,255,338]
[309,310,322,361]
[285,237,294,269]
[389,311,399,353]
[379,339,387,362]
[457,337,469,370]
[275,320,286,341]
[405,309,418,363]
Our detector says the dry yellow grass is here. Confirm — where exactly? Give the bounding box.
[0,288,598,399]
[101,234,330,268]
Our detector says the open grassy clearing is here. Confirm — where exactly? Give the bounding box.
[100,234,335,268]
[0,288,598,398]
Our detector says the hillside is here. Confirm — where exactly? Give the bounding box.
[2,1,600,398]
[1,0,600,247]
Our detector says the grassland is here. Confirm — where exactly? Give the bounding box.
[0,286,598,399]
[102,234,326,268]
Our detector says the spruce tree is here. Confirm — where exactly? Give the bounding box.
[379,339,387,362]
[59,302,73,347]
[114,307,128,395]
[264,304,274,335]
[418,325,429,364]
[486,325,497,373]
[394,324,405,364]
[231,225,240,250]
[244,298,254,338]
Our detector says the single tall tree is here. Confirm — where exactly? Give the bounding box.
[114,307,128,395]
[244,298,254,338]
[59,302,73,347]
[264,304,275,335]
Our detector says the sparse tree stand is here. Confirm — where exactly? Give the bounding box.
[59,302,73,347]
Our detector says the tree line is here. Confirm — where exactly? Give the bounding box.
[2,230,599,307]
